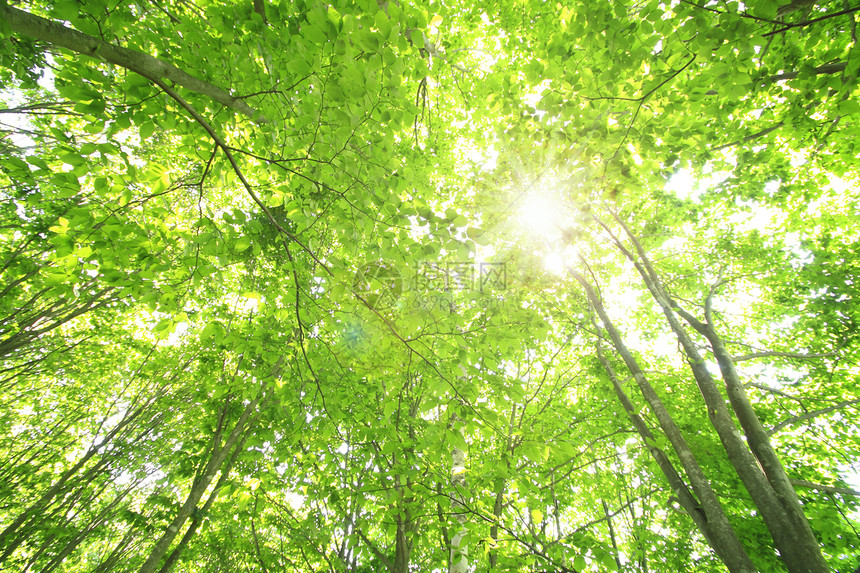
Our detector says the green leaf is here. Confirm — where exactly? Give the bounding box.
[235,236,251,252]
[201,321,226,343]
[139,121,156,140]
[374,10,391,38]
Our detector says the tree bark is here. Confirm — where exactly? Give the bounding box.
[156,431,251,573]
[449,442,468,573]
[605,214,829,573]
[1,5,267,123]
[488,403,517,569]
[601,500,623,571]
[138,395,262,573]
[577,296,756,573]
[675,302,831,569]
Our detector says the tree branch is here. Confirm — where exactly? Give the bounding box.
[744,381,802,401]
[764,5,860,37]
[732,351,835,362]
[766,62,847,82]
[2,4,267,123]
[144,77,323,270]
[355,528,393,572]
[769,397,860,436]
[253,0,267,24]
[713,122,784,151]
[705,61,848,93]
[791,478,860,497]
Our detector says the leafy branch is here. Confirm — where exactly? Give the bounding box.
[2,4,268,122]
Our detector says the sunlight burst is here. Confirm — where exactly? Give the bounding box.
[518,191,570,240]
[543,244,579,275]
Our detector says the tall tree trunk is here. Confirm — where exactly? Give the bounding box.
[156,431,251,573]
[605,215,829,573]
[138,395,262,573]
[94,525,139,573]
[393,514,411,573]
[449,443,468,573]
[489,402,517,570]
[574,270,756,572]
[677,302,828,552]
[602,500,623,571]
[391,473,416,573]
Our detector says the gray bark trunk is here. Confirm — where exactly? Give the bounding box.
[138,396,261,573]
[574,279,757,573]
[606,215,829,573]
[449,445,468,573]
[2,5,266,122]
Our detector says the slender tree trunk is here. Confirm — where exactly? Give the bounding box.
[250,496,270,573]
[488,479,505,570]
[391,472,416,573]
[393,514,411,573]
[94,524,139,572]
[489,403,516,570]
[449,442,468,573]
[156,431,250,573]
[602,500,623,571]
[138,395,262,573]
[606,216,829,572]
[574,271,756,573]
[39,482,138,573]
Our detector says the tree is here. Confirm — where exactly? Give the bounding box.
[1,0,859,571]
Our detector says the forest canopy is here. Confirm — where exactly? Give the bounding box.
[1,0,860,571]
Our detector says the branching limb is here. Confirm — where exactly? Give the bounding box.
[354,528,393,572]
[764,5,860,37]
[769,397,860,436]
[791,478,860,497]
[713,122,785,151]
[253,0,267,24]
[767,62,847,82]
[732,351,836,362]
[2,4,268,123]
[745,381,805,402]
[144,77,324,270]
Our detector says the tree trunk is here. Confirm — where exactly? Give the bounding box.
[606,216,830,573]
[138,395,261,573]
[677,303,830,564]
[156,431,250,573]
[489,402,517,570]
[573,270,756,572]
[602,500,623,571]
[449,444,468,573]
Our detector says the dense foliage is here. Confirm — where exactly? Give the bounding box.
[1,0,859,571]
